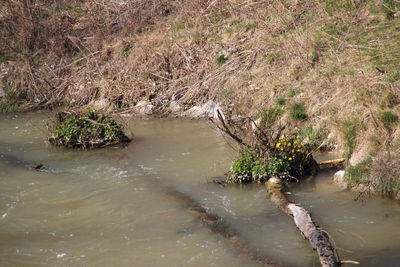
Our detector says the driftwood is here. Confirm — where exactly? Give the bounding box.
[266,177,339,267]
[318,158,345,169]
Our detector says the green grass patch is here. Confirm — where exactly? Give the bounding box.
[259,106,284,127]
[345,158,372,186]
[289,102,308,121]
[0,102,20,113]
[266,52,281,64]
[287,89,298,97]
[216,55,228,65]
[340,119,358,158]
[385,71,400,82]
[0,52,13,63]
[299,124,327,149]
[276,97,286,106]
[379,110,399,125]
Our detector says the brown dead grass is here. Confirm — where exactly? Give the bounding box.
[1,1,400,193]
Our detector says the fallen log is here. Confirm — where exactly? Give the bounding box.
[266,177,339,267]
[318,158,345,169]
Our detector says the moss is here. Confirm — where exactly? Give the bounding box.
[48,108,131,149]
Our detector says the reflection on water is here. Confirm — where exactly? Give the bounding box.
[0,112,399,267]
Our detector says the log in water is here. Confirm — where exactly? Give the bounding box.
[266,177,339,267]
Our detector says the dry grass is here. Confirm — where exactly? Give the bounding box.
[1,0,400,193]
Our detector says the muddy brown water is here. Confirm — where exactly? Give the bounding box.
[1,111,400,267]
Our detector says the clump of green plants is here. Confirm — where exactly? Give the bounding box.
[287,88,298,97]
[345,158,372,186]
[216,55,228,65]
[0,101,20,113]
[379,110,398,126]
[276,97,286,106]
[289,102,308,121]
[228,136,314,184]
[299,124,328,150]
[259,106,284,127]
[0,91,21,113]
[340,119,358,159]
[386,71,400,83]
[47,108,131,149]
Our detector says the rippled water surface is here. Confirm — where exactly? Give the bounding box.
[1,112,399,266]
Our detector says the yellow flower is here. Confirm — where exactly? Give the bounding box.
[288,157,292,160]
[288,143,291,146]
[276,143,281,148]
[291,149,294,153]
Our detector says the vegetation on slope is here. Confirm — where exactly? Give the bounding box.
[1,0,399,197]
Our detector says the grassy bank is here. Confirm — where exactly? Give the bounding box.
[1,0,399,197]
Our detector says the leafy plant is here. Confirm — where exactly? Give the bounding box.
[48,108,131,149]
[228,136,313,184]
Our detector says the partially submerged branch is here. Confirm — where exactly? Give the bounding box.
[266,177,339,267]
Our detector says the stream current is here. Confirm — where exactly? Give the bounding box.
[1,111,400,266]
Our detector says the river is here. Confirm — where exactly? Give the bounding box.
[1,111,400,266]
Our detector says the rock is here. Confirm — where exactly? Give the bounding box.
[395,191,400,201]
[135,100,154,115]
[251,117,262,131]
[169,101,181,113]
[185,101,224,119]
[333,170,347,189]
[90,99,110,110]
